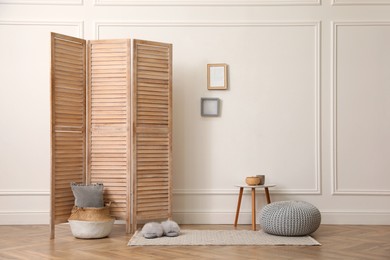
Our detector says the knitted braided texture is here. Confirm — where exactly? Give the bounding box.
[259,201,321,236]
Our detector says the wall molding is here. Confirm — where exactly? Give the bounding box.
[95,20,321,37]
[95,20,322,195]
[0,0,83,5]
[173,188,319,195]
[332,0,390,5]
[172,210,390,225]
[0,187,322,197]
[0,187,320,196]
[0,20,84,38]
[0,190,50,196]
[331,21,390,196]
[94,0,320,6]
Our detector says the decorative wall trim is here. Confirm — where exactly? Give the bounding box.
[331,21,390,196]
[313,20,322,195]
[0,20,84,38]
[332,0,390,5]
[0,0,83,5]
[0,190,50,196]
[173,210,390,225]
[94,0,320,6]
[94,20,321,39]
[331,189,390,196]
[96,20,322,195]
[173,188,319,195]
[0,188,322,196]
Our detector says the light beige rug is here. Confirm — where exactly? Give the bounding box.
[128,230,321,246]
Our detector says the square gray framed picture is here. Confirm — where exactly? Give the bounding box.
[201,98,220,117]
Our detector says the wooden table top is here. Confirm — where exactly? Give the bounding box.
[234,184,276,188]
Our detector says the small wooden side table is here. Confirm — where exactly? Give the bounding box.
[233,184,276,231]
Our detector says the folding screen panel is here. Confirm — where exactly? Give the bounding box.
[132,40,172,231]
[50,33,86,238]
[51,35,172,236]
[87,40,132,232]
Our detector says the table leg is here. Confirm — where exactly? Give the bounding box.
[234,187,244,228]
[265,187,271,204]
[252,188,256,231]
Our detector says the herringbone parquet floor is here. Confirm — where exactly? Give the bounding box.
[0,224,389,260]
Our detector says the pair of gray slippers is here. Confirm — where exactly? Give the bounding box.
[141,220,180,239]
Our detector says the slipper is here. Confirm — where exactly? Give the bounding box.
[141,222,163,239]
[161,220,180,237]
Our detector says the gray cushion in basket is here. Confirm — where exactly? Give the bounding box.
[259,200,321,236]
[71,183,104,208]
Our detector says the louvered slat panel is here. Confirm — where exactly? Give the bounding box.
[87,39,131,230]
[136,42,170,127]
[133,40,172,229]
[51,33,86,238]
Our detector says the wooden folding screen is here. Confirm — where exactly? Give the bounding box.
[50,33,86,239]
[51,34,172,237]
[132,40,172,232]
[87,40,131,232]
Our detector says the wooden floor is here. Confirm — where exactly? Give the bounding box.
[0,224,389,260]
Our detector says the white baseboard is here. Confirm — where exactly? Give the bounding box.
[0,211,49,225]
[320,211,390,225]
[1,211,390,225]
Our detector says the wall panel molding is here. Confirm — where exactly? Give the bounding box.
[0,20,82,206]
[173,210,390,225]
[0,187,324,196]
[0,190,50,196]
[95,20,322,195]
[332,0,390,5]
[94,0,320,6]
[94,20,321,39]
[0,20,84,38]
[0,0,83,5]
[173,188,319,195]
[331,21,390,196]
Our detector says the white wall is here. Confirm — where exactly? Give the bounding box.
[1,0,390,225]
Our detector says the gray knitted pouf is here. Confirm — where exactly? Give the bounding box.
[259,201,321,236]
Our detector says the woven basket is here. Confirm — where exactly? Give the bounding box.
[68,206,114,221]
[68,205,115,239]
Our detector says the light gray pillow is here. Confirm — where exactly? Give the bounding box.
[70,183,104,208]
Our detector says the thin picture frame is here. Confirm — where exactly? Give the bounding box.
[201,98,220,117]
[207,64,228,90]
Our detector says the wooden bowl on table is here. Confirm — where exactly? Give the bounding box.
[245,176,261,186]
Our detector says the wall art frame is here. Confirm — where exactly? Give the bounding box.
[201,98,220,117]
[207,63,228,90]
